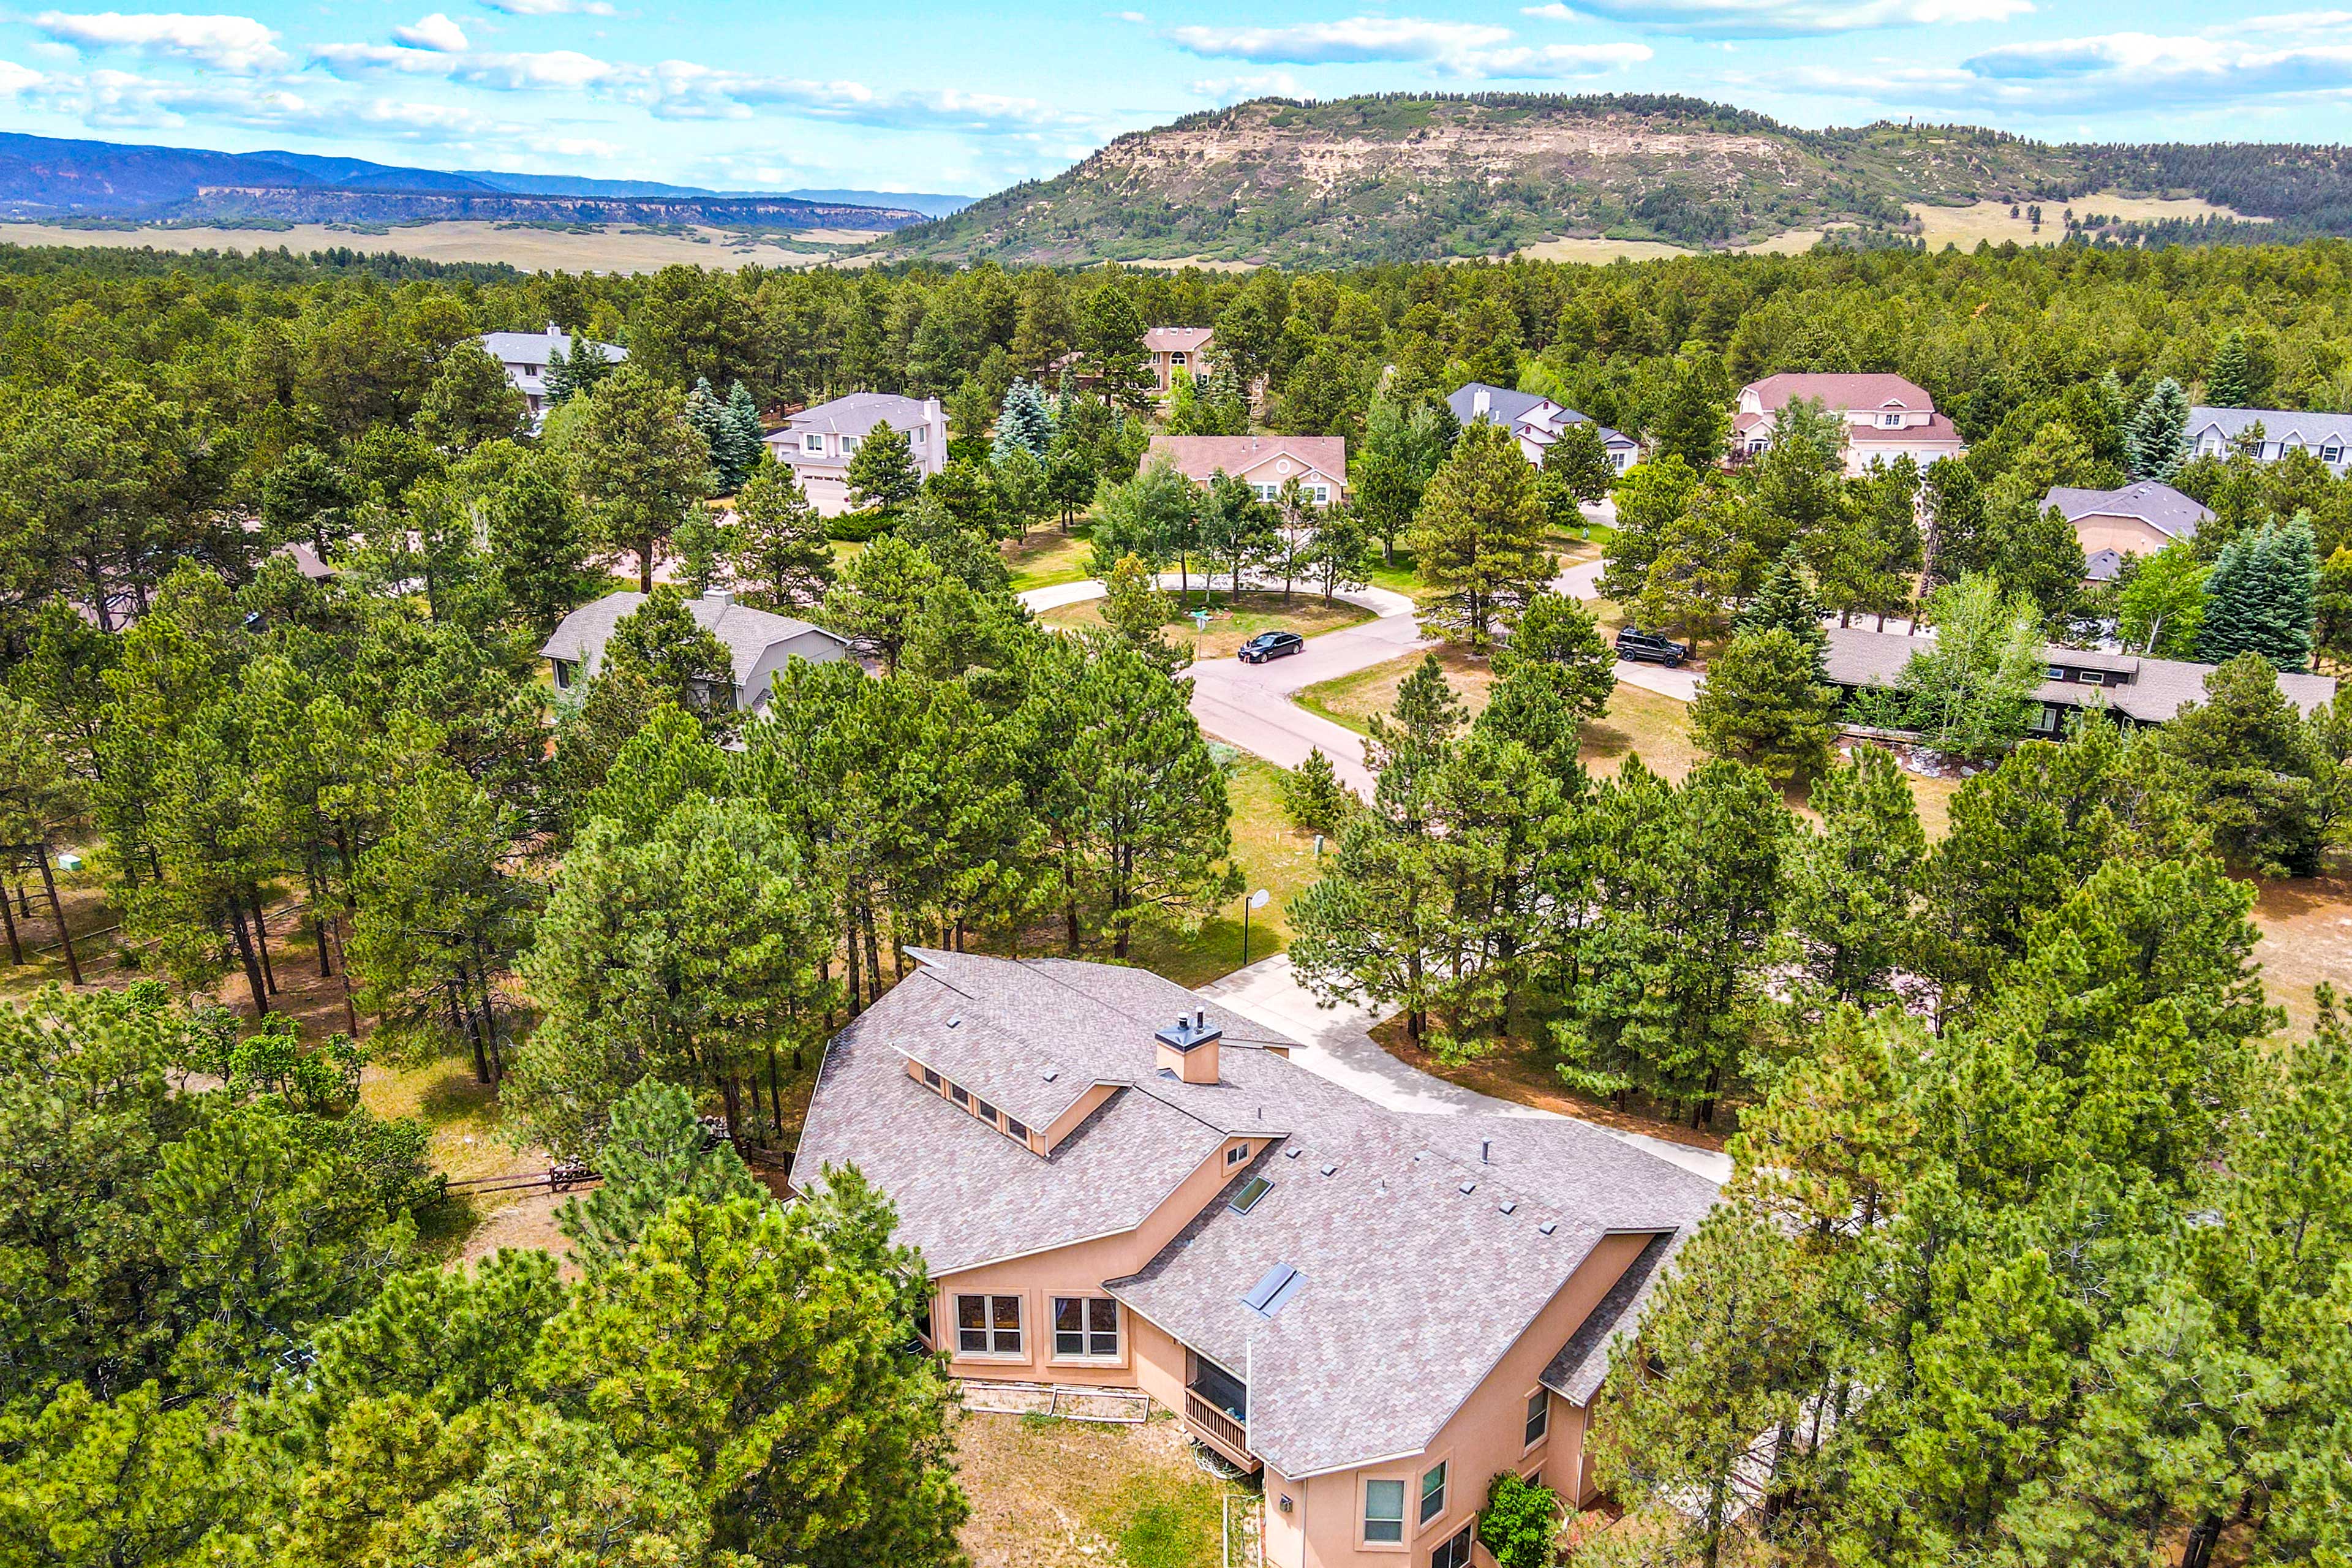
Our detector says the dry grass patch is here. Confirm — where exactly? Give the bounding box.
[1907,195,2262,252]
[955,1408,1245,1568]
[1043,590,1373,662]
[1294,645,1497,734]
[2250,873,2352,1039]
[0,220,831,273]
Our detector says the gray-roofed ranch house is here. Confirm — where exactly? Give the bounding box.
[540,588,849,713]
[1823,625,2335,736]
[794,948,1717,1567]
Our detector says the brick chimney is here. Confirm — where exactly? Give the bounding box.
[1155,1008,1221,1085]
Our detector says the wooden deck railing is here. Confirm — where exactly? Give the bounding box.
[1185,1390,1251,1460]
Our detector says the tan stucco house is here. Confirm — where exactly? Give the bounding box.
[1147,326,1216,396]
[1147,434,1346,507]
[794,949,1718,1568]
[2040,480,2213,582]
[763,391,948,517]
[1733,372,1966,475]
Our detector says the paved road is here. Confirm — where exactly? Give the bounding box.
[1019,532,1702,794]
[1197,954,1733,1185]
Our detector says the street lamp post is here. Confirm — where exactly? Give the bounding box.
[1240,888,1269,967]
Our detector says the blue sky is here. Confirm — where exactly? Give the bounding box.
[0,1,2340,195]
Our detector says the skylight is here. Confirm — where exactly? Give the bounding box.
[1241,1262,1305,1319]
[1230,1176,1273,1214]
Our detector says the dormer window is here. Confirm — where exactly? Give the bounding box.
[1881,412,1902,427]
[1226,1142,1251,1166]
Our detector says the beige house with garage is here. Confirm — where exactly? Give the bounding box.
[1145,434,1347,508]
[764,391,948,517]
[794,950,1718,1568]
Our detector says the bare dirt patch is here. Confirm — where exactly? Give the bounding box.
[1370,1013,1735,1148]
[2250,873,2352,1039]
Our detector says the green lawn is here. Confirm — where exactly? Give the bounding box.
[1044,589,1373,661]
[1004,526,1096,592]
[1123,758,1330,987]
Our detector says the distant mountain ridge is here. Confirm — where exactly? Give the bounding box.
[0,130,955,229]
[890,93,2352,266]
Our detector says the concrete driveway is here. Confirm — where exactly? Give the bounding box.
[1197,955,1733,1185]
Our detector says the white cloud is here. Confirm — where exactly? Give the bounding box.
[477,0,617,15]
[1164,14,1647,77]
[1544,0,2030,37]
[1760,28,2352,113]
[391,13,469,52]
[0,59,43,94]
[32,10,287,72]
[1188,70,1308,102]
[1164,15,1511,71]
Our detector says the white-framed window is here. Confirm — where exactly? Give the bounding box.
[1363,1479,1406,1544]
[1880,412,1902,427]
[949,1084,970,1107]
[1172,351,1188,366]
[1052,1296,1118,1357]
[2326,445,2345,464]
[973,1097,1000,1126]
[1524,1389,1549,1447]
[2078,669,2105,685]
[1311,485,1331,506]
[921,1066,941,1088]
[911,427,926,447]
[842,435,862,454]
[1226,1142,1251,1167]
[1431,1523,1475,1568]
[1420,1461,1447,1525]
[1254,482,1280,503]
[803,432,824,454]
[956,1293,1022,1355]
[2032,705,2060,734]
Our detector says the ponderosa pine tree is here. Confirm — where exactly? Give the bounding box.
[1099,552,1181,674]
[846,421,921,515]
[2154,652,2326,876]
[601,586,739,737]
[1477,589,1614,783]
[1691,626,1841,784]
[1406,418,1554,650]
[1922,454,1991,585]
[1544,417,1617,506]
[1280,747,1352,837]
[1080,284,1156,415]
[487,463,585,635]
[551,362,712,592]
[556,1076,764,1276]
[822,533,941,676]
[1784,744,1927,1009]
[728,461,835,611]
[1651,353,1730,469]
[1736,547,1830,677]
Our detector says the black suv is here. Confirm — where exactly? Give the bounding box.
[1238,630,1306,664]
[1614,627,1692,667]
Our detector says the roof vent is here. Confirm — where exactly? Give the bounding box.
[1283,1147,1302,1159]
[1538,1221,1558,1236]
[1480,1139,1491,1164]
[1498,1200,1518,1215]
[1042,1069,1059,1082]
[945,1016,961,1028]
[1319,1163,1338,1177]
[1242,1262,1305,1319]
[1458,1180,1478,1195]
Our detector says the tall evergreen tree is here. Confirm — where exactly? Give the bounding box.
[728,462,835,611]
[989,377,1056,462]
[2206,330,2253,407]
[549,363,713,593]
[2127,376,2192,481]
[1080,284,1156,415]
[846,422,921,515]
[1784,744,1926,1008]
[556,1076,764,1276]
[2199,513,2320,671]
[1736,547,1830,680]
[1406,418,1555,650]
[1651,354,1730,469]
[1691,626,1841,784]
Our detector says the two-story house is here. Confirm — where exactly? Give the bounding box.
[1823,625,2337,736]
[1733,373,1966,475]
[1446,383,1639,475]
[2187,406,2352,474]
[479,323,627,426]
[541,588,850,712]
[1145,435,1346,507]
[2040,480,2214,582]
[1147,326,1216,396]
[794,949,1719,1568]
[763,392,949,516]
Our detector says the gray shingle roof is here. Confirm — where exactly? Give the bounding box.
[1542,1231,1676,1404]
[2042,480,2211,543]
[478,327,625,370]
[2189,405,2352,453]
[1447,383,1632,448]
[539,590,843,694]
[797,949,1719,1480]
[1823,625,2337,724]
[781,391,935,436]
